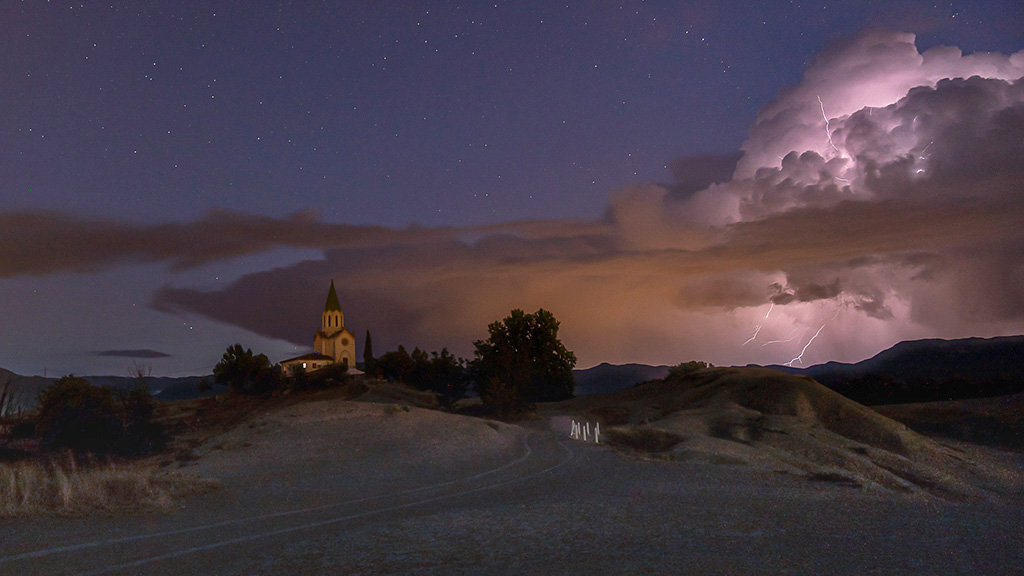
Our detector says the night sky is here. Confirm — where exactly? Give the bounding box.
[3,2,1023,377]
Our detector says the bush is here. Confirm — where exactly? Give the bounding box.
[667,361,712,380]
[35,376,166,457]
[289,362,350,391]
[377,345,415,383]
[606,426,685,453]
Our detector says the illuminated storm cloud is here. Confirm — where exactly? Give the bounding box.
[683,29,1024,225]
[10,29,1024,369]
[154,30,1024,367]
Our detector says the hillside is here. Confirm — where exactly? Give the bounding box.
[553,366,1017,500]
[772,335,1024,405]
[0,369,219,412]
[0,369,51,414]
[875,391,1024,449]
[573,362,670,395]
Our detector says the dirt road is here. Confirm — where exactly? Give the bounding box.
[2,402,1021,575]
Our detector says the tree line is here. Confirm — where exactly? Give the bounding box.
[0,307,577,460]
[213,307,577,416]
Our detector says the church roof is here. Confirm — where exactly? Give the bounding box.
[324,280,342,312]
[280,352,334,364]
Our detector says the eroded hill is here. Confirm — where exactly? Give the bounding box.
[555,366,1019,501]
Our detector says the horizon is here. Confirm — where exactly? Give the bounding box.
[7,333,1023,379]
[3,3,1024,377]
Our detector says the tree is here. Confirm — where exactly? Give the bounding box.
[472,308,576,410]
[35,375,166,456]
[403,347,467,409]
[377,345,415,383]
[213,344,282,394]
[363,330,375,375]
[428,349,468,409]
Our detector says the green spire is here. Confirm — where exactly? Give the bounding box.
[324,280,341,312]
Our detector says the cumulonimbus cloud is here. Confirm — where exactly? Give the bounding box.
[8,29,1024,367]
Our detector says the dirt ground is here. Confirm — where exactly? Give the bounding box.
[2,379,1022,575]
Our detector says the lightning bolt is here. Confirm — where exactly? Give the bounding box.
[741,325,762,347]
[783,307,840,366]
[817,95,841,156]
[762,328,799,347]
[917,140,933,172]
[784,324,826,367]
[741,303,774,347]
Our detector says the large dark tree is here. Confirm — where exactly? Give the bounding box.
[472,308,576,409]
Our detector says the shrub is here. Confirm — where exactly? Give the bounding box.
[289,362,349,391]
[667,361,712,380]
[377,345,415,383]
[605,426,685,453]
[35,376,166,457]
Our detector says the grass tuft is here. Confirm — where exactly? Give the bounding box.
[0,456,219,517]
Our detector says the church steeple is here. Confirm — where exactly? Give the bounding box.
[324,280,342,312]
[321,280,344,332]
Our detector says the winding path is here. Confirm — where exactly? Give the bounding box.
[2,414,1020,575]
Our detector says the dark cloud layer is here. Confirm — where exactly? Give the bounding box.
[95,349,171,359]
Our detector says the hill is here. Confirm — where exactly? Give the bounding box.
[81,375,222,401]
[771,335,1024,405]
[0,368,51,415]
[553,366,1016,500]
[573,362,670,395]
[0,368,220,412]
[875,391,1024,449]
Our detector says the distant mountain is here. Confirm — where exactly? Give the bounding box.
[80,375,222,401]
[0,369,220,411]
[0,368,52,414]
[770,335,1024,405]
[574,363,670,396]
[151,377,227,401]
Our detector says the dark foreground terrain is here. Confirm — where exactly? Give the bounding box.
[2,373,1022,576]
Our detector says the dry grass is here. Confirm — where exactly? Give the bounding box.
[357,380,438,409]
[0,457,219,517]
[605,425,686,453]
[585,405,633,426]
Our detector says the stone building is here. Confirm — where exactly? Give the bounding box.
[281,281,356,374]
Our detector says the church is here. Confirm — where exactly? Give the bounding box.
[281,281,357,375]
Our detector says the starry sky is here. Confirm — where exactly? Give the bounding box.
[2,1,1023,377]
